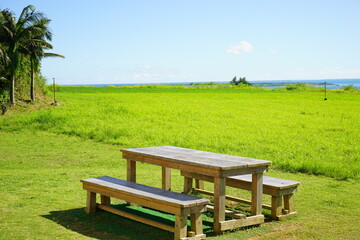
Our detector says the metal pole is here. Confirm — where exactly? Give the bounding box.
[324,82,327,100]
[53,78,57,104]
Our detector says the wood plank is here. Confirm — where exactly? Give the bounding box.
[195,179,204,189]
[206,205,246,219]
[276,211,298,220]
[190,213,203,235]
[213,176,226,234]
[127,159,136,183]
[219,215,264,231]
[284,194,294,212]
[174,214,188,240]
[81,177,209,208]
[86,191,96,213]
[271,195,283,220]
[251,173,263,215]
[83,184,185,215]
[229,174,300,189]
[123,153,221,177]
[121,146,271,171]
[97,204,175,232]
[181,171,299,196]
[100,195,111,206]
[183,176,193,194]
[162,167,171,191]
[193,188,272,210]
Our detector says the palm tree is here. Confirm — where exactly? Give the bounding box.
[25,18,64,102]
[28,42,64,102]
[0,5,58,104]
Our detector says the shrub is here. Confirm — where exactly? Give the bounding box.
[0,93,10,115]
[342,85,357,91]
[285,83,310,91]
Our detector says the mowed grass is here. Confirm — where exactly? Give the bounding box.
[1,130,359,240]
[1,86,359,180]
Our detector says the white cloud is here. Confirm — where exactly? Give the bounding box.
[226,41,254,55]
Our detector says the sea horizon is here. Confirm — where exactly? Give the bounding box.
[61,78,360,90]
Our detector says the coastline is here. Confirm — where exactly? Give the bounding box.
[61,78,360,89]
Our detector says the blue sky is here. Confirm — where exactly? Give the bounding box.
[1,1,360,85]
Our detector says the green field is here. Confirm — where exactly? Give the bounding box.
[2,86,359,180]
[1,86,360,239]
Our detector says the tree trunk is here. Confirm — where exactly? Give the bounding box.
[10,75,15,105]
[30,61,35,102]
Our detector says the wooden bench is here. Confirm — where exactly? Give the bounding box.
[181,171,300,220]
[81,176,209,240]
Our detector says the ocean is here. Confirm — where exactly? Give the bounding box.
[64,78,360,89]
[250,79,360,89]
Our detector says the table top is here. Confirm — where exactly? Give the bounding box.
[121,146,271,171]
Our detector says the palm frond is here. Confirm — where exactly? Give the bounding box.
[43,52,65,59]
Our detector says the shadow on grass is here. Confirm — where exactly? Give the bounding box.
[42,204,214,240]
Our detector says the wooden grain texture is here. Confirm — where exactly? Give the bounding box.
[120,146,271,233]
[98,204,175,232]
[82,176,209,240]
[190,213,203,235]
[162,167,171,190]
[229,174,300,190]
[213,176,226,234]
[100,195,111,206]
[194,188,272,210]
[81,176,209,209]
[205,205,246,219]
[284,193,294,212]
[251,173,263,216]
[219,215,264,231]
[86,191,96,213]
[127,159,136,182]
[121,146,271,171]
[271,195,283,220]
[181,170,299,220]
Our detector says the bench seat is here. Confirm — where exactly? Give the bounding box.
[181,171,300,220]
[81,176,209,240]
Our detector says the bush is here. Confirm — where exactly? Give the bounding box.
[230,76,252,86]
[285,83,310,91]
[0,93,10,115]
[342,85,357,91]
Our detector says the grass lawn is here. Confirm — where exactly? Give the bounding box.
[1,86,359,239]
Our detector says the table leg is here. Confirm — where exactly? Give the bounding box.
[127,159,136,183]
[126,159,137,205]
[213,176,226,234]
[183,176,193,194]
[162,167,171,190]
[251,172,263,215]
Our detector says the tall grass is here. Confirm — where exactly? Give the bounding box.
[1,86,359,180]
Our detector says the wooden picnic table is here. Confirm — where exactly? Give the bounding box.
[121,146,271,234]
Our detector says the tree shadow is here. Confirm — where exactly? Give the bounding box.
[42,204,214,240]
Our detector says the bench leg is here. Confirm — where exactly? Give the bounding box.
[86,191,97,213]
[174,214,188,240]
[271,195,283,220]
[183,176,193,194]
[101,195,111,206]
[195,179,204,189]
[283,193,294,213]
[190,213,203,235]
